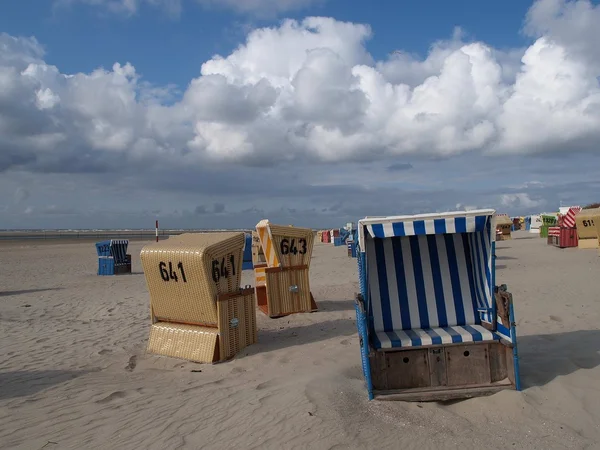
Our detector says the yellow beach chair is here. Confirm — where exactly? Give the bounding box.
[140,232,257,363]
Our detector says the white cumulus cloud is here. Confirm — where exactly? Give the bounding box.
[1,0,599,177]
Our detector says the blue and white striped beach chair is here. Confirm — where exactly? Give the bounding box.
[355,210,521,401]
[96,239,132,276]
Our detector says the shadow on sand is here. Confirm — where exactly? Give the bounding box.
[0,370,91,400]
[0,288,63,298]
[495,255,518,261]
[315,299,355,312]
[517,330,600,389]
[243,318,356,356]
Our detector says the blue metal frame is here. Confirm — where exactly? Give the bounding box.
[491,241,497,325]
[509,292,522,391]
[355,240,374,400]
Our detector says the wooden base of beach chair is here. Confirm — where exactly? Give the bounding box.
[255,266,317,318]
[369,341,516,402]
[146,288,257,363]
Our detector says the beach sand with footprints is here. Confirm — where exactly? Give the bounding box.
[0,231,599,449]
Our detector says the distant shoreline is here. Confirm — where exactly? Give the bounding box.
[0,228,319,241]
[0,229,251,241]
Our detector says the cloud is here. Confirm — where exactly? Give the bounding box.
[13,187,30,204]
[213,203,226,213]
[4,2,600,177]
[500,193,545,209]
[2,0,600,227]
[387,162,413,172]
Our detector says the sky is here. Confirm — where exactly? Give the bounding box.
[1,0,600,229]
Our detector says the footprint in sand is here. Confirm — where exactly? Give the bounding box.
[231,367,246,374]
[98,349,112,355]
[340,339,351,346]
[125,355,137,371]
[549,315,562,322]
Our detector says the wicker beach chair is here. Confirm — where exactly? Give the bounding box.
[354,210,521,401]
[576,207,600,249]
[495,214,512,240]
[140,232,257,363]
[253,220,317,318]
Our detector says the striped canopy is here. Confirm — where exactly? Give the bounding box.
[358,209,496,250]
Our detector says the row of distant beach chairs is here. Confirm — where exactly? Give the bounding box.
[97,211,522,402]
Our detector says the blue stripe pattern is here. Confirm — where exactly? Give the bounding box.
[365,223,497,348]
[367,215,489,238]
[110,239,129,264]
[373,324,501,349]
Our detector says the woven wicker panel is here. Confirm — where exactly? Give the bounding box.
[498,224,512,235]
[256,220,314,269]
[147,322,218,363]
[265,267,312,316]
[494,215,512,226]
[140,232,245,325]
[244,292,258,345]
[217,289,257,361]
[576,208,600,239]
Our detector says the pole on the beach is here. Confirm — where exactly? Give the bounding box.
[155,220,159,242]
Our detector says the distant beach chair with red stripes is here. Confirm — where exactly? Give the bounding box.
[549,207,581,248]
[354,210,521,401]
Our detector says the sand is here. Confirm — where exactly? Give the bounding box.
[0,231,599,450]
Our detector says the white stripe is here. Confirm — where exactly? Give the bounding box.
[413,328,433,346]
[453,234,476,324]
[496,330,512,342]
[424,219,435,235]
[403,221,415,236]
[435,234,457,326]
[470,234,486,310]
[418,235,440,328]
[450,325,474,343]
[401,237,421,329]
[466,215,476,232]
[383,239,402,331]
[367,224,376,239]
[472,325,495,341]
[366,237,384,331]
[445,218,456,234]
[383,222,394,238]
[376,331,393,349]
[483,230,492,306]
[392,329,414,347]
[432,327,454,344]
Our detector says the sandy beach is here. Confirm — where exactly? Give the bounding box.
[0,231,599,450]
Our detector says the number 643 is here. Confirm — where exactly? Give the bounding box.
[280,238,307,255]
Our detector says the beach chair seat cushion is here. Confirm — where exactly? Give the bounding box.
[373,324,501,349]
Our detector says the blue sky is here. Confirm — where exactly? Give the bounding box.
[1,0,600,229]
[1,0,533,88]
